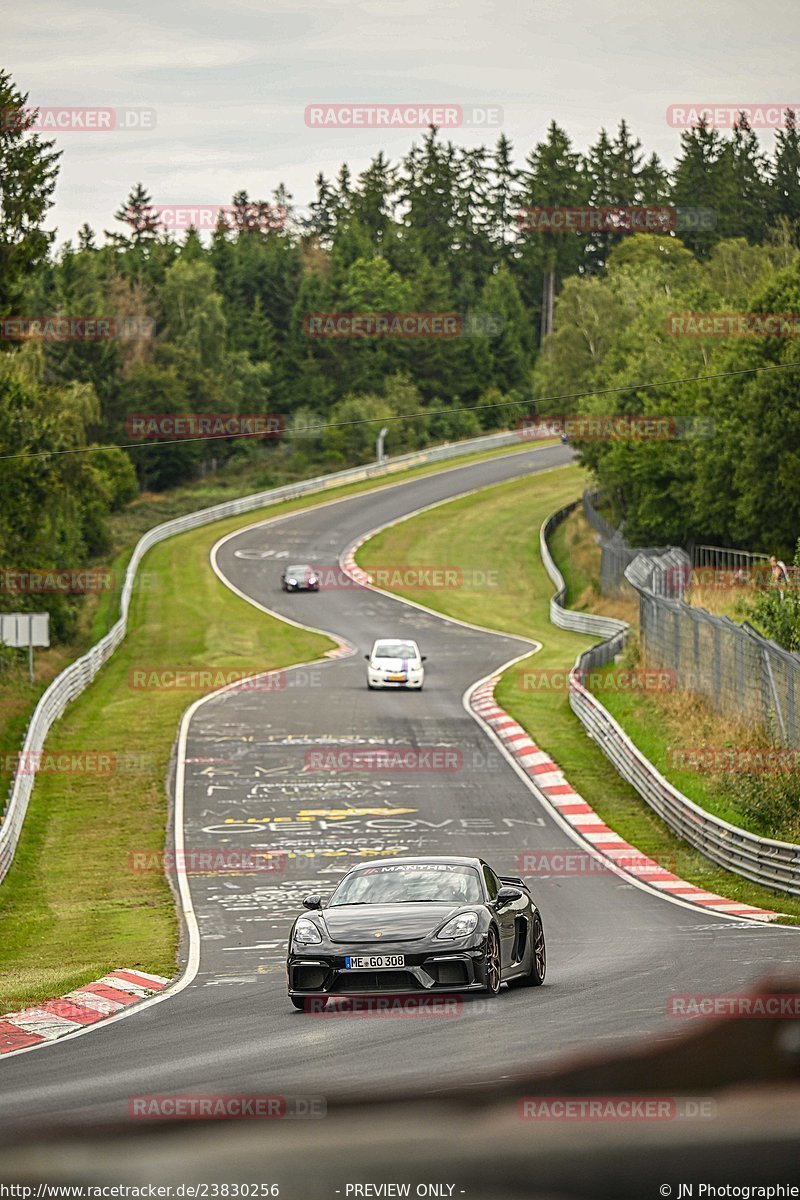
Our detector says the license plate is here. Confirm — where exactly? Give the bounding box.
[344,954,405,969]
[387,674,406,682]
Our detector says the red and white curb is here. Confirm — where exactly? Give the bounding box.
[0,969,170,1055]
[470,679,778,922]
[341,545,370,586]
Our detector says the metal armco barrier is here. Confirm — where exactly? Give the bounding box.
[541,502,800,897]
[0,429,525,885]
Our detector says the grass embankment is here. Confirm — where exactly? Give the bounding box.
[0,438,557,1008]
[356,467,800,922]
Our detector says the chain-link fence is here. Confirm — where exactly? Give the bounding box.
[581,490,800,746]
[634,575,800,746]
[583,490,689,598]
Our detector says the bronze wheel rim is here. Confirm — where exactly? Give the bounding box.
[486,928,501,992]
[534,918,546,979]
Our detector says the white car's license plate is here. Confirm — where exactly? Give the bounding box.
[387,674,406,682]
[344,954,405,969]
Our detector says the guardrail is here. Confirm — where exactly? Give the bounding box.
[0,428,528,885]
[540,502,629,646]
[541,501,800,897]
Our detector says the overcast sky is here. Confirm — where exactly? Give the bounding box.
[5,0,800,247]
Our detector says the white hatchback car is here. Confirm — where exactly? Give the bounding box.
[365,638,426,690]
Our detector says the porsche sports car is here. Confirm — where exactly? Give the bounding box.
[287,855,545,1009]
[281,563,319,592]
[365,638,426,690]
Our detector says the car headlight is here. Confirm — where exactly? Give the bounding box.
[294,917,322,944]
[436,912,479,939]
[308,576,318,585]
[287,577,297,586]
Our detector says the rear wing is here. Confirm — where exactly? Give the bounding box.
[500,874,529,890]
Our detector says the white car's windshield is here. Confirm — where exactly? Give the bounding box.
[329,863,482,906]
[374,642,417,659]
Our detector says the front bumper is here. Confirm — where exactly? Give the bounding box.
[367,672,424,689]
[288,940,488,997]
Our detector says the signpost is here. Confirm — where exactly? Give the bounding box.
[0,613,50,682]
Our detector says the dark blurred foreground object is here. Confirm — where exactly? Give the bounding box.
[2,976,799,1198]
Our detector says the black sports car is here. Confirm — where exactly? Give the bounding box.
[280,563,319,591]
[286,855,545,1009]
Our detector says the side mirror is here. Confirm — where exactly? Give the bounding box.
[421,655,427,661]
[302,894,323,910]
[364,654,370,660]
[496,885,522,905]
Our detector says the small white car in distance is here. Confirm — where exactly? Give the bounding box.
[365,638,426,690]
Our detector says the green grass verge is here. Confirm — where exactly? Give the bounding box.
[356,467,800,922]
[0,439,557,1008]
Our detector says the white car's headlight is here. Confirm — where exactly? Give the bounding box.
[308,576,318,585]
[436,912,479,939]
[294,917,322,944]
[287,577,297,585]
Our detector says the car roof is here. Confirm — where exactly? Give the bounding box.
[346,855,481,870]
[372,637,419,647]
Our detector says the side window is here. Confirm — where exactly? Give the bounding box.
[482,863,499,901]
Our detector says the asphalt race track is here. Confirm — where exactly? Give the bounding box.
[0,442,798,1134]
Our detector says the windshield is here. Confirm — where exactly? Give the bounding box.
[328,863,482,906]
[286,565,311,575]
[373,642,417,659]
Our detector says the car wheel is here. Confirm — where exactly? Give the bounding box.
[511,914,546,987]
[483,925,501,995]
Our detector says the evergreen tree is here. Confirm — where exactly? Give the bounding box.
[0,70,60,318]
[771,110,800,239]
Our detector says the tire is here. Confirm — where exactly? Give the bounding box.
[483,925,502,995]
[510,914,546,988]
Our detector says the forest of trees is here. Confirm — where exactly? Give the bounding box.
[2,63,800,638]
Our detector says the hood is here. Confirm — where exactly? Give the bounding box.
[321,902,459,943]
